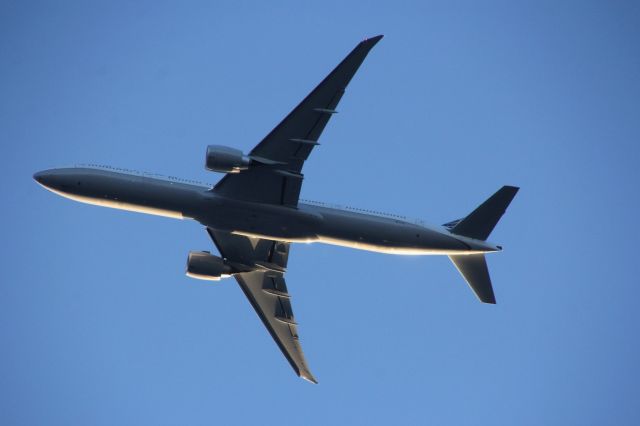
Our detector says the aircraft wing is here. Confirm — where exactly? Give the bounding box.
[214,35,383,206]
[206,228,317,383]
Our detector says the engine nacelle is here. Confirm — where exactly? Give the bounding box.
[205,145,251,173]
[185,251,234,281]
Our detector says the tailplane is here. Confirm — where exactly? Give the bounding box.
[449,254,495,304]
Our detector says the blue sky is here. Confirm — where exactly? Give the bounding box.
[2,1,639,424]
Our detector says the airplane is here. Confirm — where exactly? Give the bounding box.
[33,35,518,384]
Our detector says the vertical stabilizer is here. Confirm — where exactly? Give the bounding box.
[449,254,496,304]
[450,186,519,241]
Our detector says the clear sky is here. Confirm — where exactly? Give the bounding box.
[2,1,639,425]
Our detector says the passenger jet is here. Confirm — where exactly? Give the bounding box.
[33,35,518,383]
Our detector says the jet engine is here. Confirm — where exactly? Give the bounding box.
[205,145,251,173]
[185,251,235,281]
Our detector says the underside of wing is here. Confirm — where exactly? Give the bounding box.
[207,229,317,383]
[214,35,383,206]
[234,271,316,383]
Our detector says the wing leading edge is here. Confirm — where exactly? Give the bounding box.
[206,229,317,383]
[214,35,383,206]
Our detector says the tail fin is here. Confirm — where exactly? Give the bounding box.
[447,186,519,304]
[450,186,519,241]
[449,254,495,304]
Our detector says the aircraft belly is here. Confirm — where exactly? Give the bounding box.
[45,187,185,219]
[198,197,322,242]
[316,212,469,255]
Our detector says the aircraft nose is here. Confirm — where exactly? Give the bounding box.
[33,168,85,194]
[33,170,47,184]
[33,169,57,189]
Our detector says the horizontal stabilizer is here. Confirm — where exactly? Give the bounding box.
[449,254,496,304]
[451,186,519,241]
